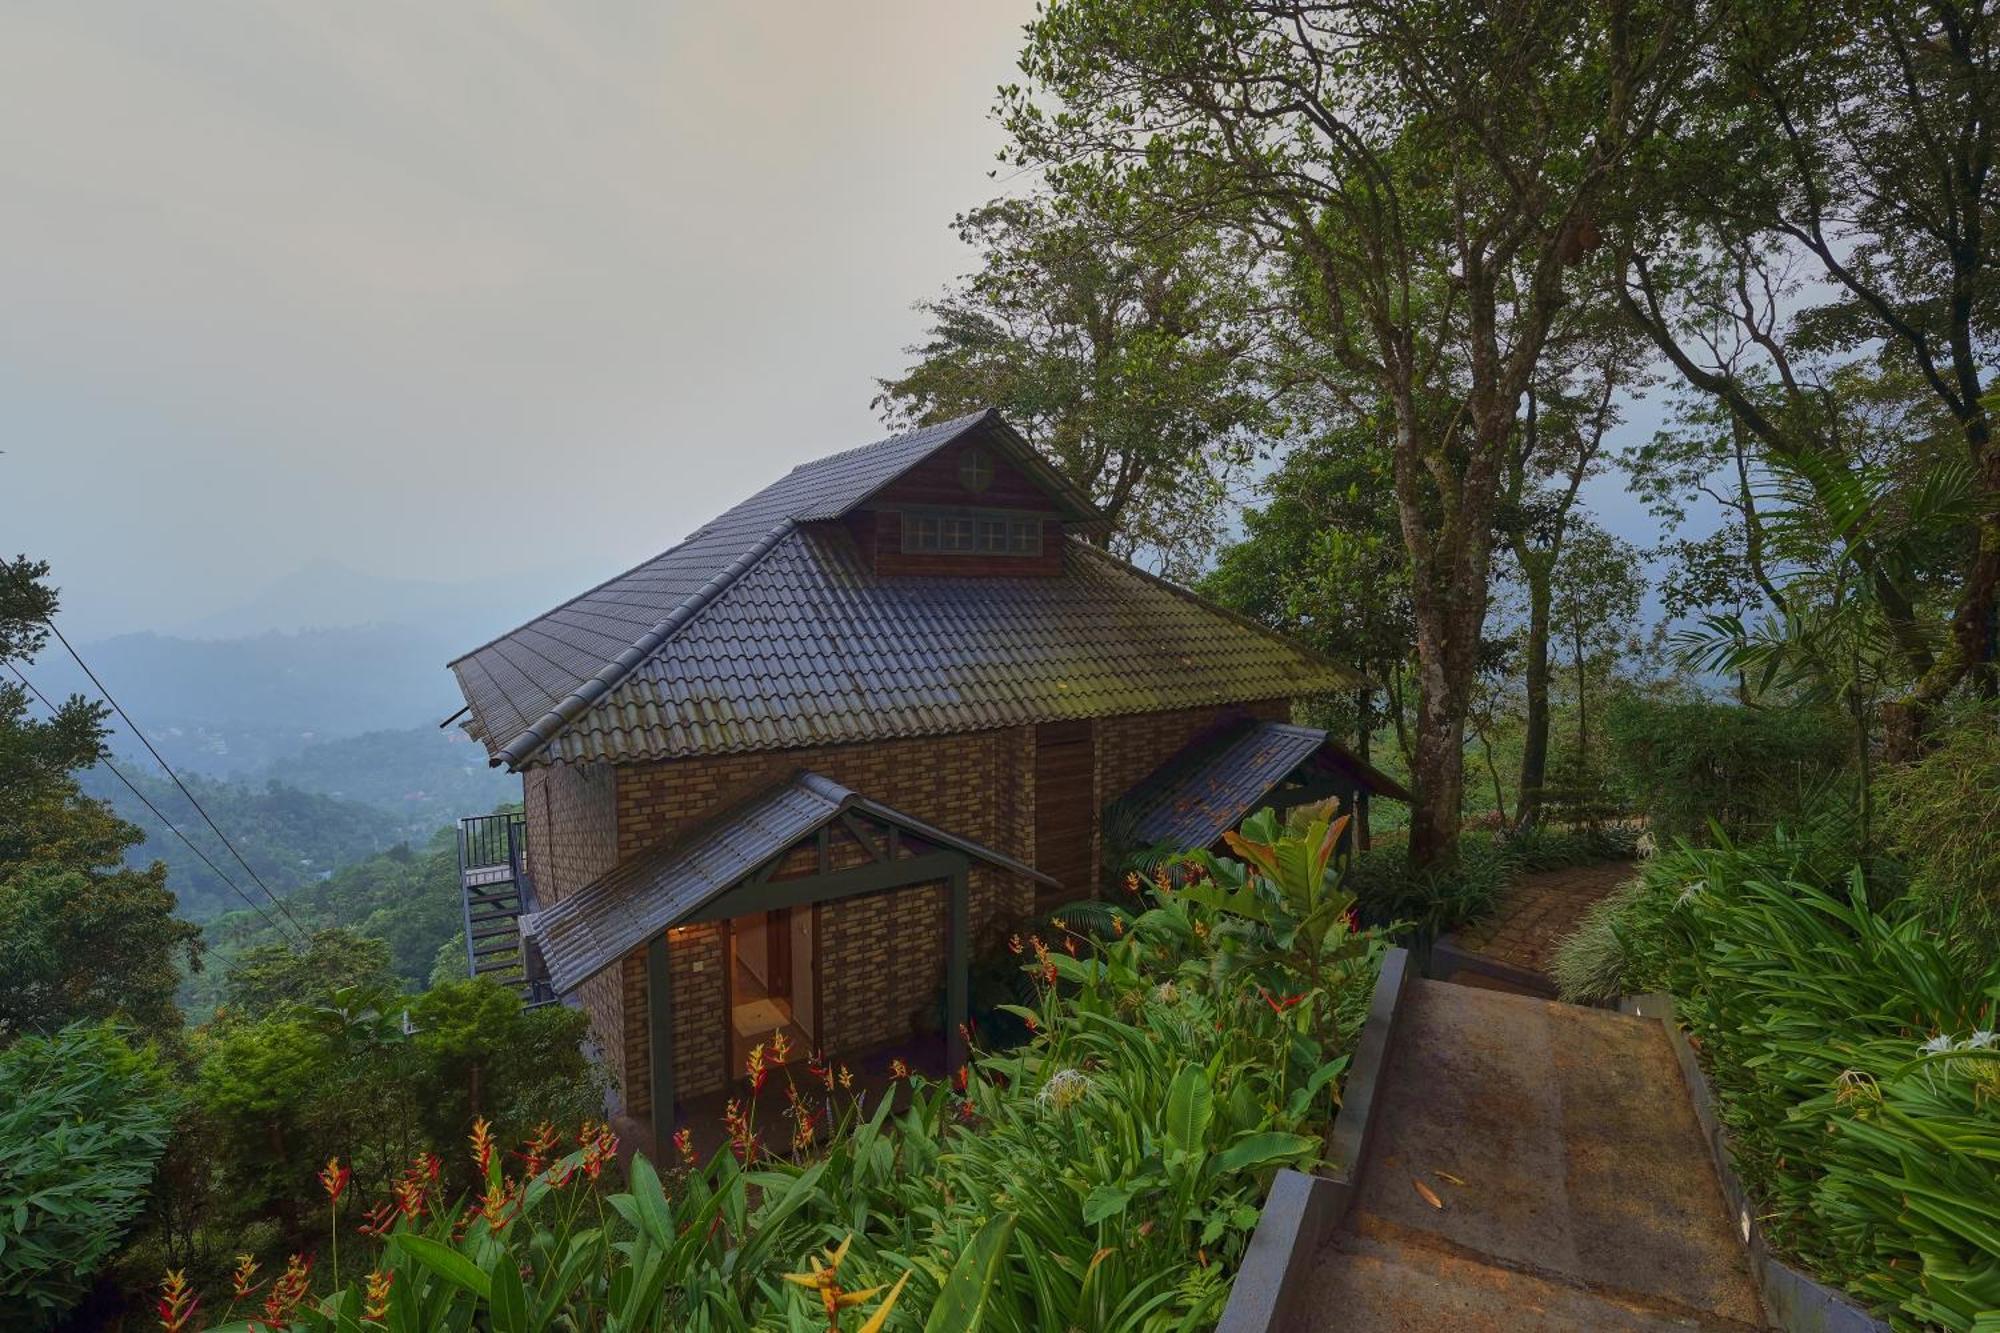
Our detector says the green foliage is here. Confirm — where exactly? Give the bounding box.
[0,556,200,1042]
[1879,703,2000,959]
[1348,823,1638,941]
[168,813,1385,1329]
[80,766,410,923]
[193,821,474,1018]
[1604,694,1851,842]
[220,928,396,1019]
[0,1023,178,1329]
[190,976,605,1244]
[0,861,197,1042]
[1656,870,1998,1330]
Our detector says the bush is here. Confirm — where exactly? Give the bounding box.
[157,806,1387,1330]
[0,1023,179,1329]
[1879,702,2000,960]
[190,976,605,1249]
[1604,695,1850,842]
[1660,871,1998,1329]
[1349,822,1639,939]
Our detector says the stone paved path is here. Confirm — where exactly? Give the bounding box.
[1440,860,1637,993]
[1284,979,1768,1331]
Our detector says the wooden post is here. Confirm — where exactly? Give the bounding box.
[646,933,674,1163]
[947,862,969,1074]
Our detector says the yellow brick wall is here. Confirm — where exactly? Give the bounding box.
[611,730,1039,1101]
[534,702,1299,1112]
[521,762,623,1096]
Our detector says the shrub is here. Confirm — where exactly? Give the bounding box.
[1659,871,1998,1329]
[1878,702,2000,960]
[1604,695,1850,842]
[190,977,605,1248]
[1349,821,1638,940]
[159,805,1386,1329]
[0,1023,179,1329]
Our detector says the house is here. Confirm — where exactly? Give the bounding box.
[445,409,1400,1153]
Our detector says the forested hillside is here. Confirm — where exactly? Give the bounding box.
[77,767,407,920]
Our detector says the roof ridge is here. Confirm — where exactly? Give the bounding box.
[493,517,799,768]
[786,408,993,475]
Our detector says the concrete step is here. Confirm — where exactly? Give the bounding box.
[1287,979,1767,1331]
[1289,1217,1764,1332]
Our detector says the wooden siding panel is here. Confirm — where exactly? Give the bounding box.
[1034,720,1096,908]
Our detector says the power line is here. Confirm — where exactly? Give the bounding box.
[37,617,312,940]
[5,661,300,943]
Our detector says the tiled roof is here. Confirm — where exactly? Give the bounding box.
[450,411,1358,768]
[525,770,1051,994]
[1114,720,1411,852]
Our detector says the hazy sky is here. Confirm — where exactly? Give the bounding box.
[2,2,1038,638]
[3,2,1672,646]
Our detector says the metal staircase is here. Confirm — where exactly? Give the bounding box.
[456,812,555,1006]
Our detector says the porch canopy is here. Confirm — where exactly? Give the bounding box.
[524,770,1055,1134]
[1112,720,1412,854]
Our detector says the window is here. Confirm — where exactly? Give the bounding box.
[958,446,994,494]
[901,509,1043,557]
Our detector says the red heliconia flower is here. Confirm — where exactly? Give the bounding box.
[957,1099,978,1123]
[673,1126,697,1165]
[1008,933,1025,954]
[318,1156,350,1203]
[1259,987,1306,1016]
[1343,906,1360,934]
[256,1254,312,1331]
[954,1064,969,1093]
[1041,961,1059,986]
[357,1199,397,1238]
[157,1269,199,1333]
[1023,1011,1039,1033]
[888,1058,909,1082]
[957,1019,975,1045]
[517,1120,560,1178]
[364,1269,393,1321]
[1064,936,1078,957]
[229,1253,262,1300]
[470,1117,497,1176]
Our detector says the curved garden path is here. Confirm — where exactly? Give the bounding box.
[1283,978,1769,1331]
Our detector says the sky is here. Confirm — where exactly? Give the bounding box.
[1,2,1040,639]
[1,2,1669,644]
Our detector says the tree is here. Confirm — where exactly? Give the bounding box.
[0,557,198,1041]
[1499,328,1642,827]
[1203,421,1416,841]
[1549,522,1645,763]
[1613,0,2000,731]
[877,188,1274,576]
[1007,0,1697,862]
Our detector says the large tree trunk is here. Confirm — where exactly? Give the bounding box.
[1515,555,1554,830]
[1407,654,1471,866]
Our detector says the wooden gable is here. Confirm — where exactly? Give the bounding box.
[844,434,1070,577]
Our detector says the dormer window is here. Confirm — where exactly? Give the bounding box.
[958,446,994,494]
[903,508,1043,557]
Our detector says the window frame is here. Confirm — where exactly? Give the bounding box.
[897,507,1047,559]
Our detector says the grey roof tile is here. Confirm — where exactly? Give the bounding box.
[451,410,1358,767]
[1114,720,1410,851]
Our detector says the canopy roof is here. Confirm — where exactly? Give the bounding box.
[1114,720,1412,853]
[525,770,1053,994]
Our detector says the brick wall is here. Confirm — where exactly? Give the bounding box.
[521,762,623,1096]
[536,700,1299,1115]
[612,729,1039,1101]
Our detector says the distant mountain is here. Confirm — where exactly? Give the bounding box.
[171,557,600,641]
[28,558,605,770]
